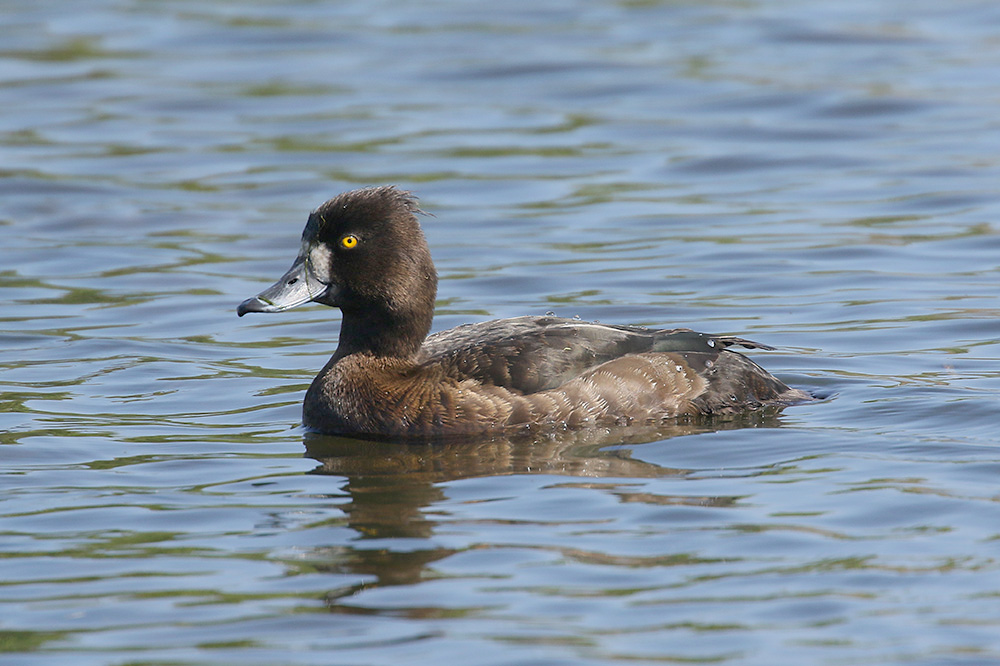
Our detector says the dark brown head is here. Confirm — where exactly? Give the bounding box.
[238,186,439,358]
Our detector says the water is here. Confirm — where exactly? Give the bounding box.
[3,0,1000,664]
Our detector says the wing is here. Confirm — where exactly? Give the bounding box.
[417,316,772,394]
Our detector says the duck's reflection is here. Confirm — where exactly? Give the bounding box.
[301,412,786,611]
[305,412,785,486]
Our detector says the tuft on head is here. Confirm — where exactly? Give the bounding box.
[304,186,422,245]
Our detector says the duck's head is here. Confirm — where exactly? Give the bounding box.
[238,186,438,357]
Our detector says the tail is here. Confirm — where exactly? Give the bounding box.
[652,329,776,353]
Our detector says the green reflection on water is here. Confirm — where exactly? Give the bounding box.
[0,630,69,653]
[5,36,142,63]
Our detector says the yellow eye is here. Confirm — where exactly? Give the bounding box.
[340,234,359,249]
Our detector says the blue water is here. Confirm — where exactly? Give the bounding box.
[3,1,1000,664]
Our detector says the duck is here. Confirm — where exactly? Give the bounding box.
[238,186,811,440]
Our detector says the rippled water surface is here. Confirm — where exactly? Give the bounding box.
[3,1,1000,664]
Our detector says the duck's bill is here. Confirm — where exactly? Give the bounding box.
[237,256,333,316]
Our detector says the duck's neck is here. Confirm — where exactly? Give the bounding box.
[334,305,432,360]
